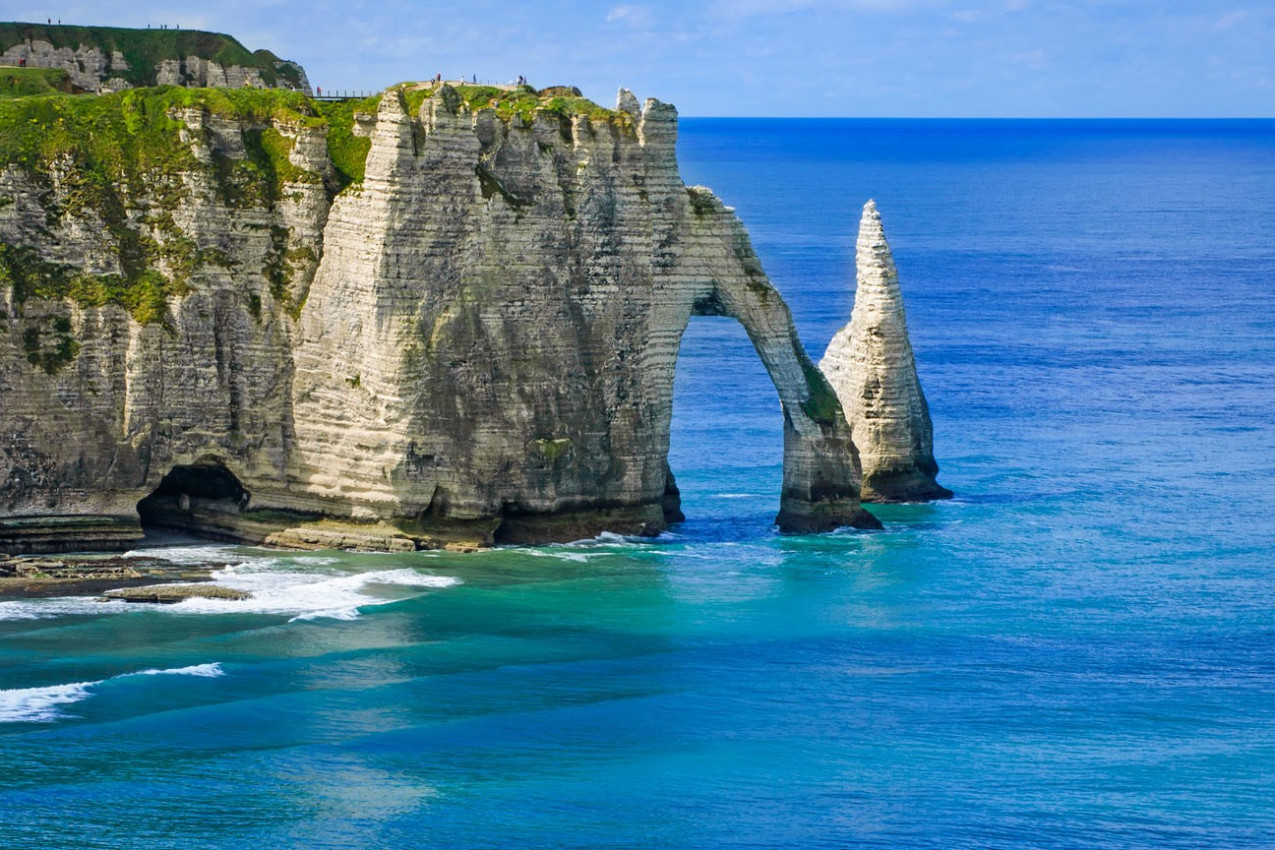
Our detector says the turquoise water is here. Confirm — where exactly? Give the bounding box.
[3,120,1274,848]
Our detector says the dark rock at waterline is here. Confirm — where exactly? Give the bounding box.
[100,584,253,604]
[0,554,229,599]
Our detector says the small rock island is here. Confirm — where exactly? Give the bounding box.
[1,24,945,555]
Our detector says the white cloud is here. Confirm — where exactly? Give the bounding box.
[606,4,654,26]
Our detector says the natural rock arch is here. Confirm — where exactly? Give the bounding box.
[647,242,883,534]
[286,89,879,544]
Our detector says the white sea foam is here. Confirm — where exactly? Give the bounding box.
[0,681,96,723]
[195,565,460,622]
[134,662,224,678]
[122,543,248,565]
[0,551,460,623]
[0,663,224,723]
[520,548,608,563]
[0,596,117,621]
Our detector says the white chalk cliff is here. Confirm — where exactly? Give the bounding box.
[820,200,951,502]
[0,82,882,553]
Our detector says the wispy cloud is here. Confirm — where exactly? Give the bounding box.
[606,4,655,27]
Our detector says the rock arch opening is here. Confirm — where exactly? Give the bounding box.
[667,315,783,530]
[136,461,251,541]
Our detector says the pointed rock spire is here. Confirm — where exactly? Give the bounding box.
[820,200,952,502]
[616,87,641,118]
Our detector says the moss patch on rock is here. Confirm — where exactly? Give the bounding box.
[799,357,843,427]
[0,242,190,326]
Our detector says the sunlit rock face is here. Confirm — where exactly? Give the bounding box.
[0,84,878,553]
[820,200,951,503]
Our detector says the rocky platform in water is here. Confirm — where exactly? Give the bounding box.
[0,553,230,599]
[100,583,251,603]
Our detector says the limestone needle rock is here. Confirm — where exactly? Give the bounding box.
[820,201,952,502]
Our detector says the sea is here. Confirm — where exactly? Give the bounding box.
[2,119,1274,849]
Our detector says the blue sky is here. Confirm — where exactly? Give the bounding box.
[14,0,1274,116]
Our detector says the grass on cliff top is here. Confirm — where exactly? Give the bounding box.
[0,22,302,88]
[0,67,78,99]
[312,83,630,189]
[0,78,632,337]
[0,84,319,179]
[393,82,629,128]
[0,79,627,194]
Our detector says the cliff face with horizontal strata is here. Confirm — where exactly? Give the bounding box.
[0,82,880,553]
[0,23,310,94]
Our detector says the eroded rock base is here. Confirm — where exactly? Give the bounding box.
[862,466,954,504]
[776,501,882,534]
[495,503,666,545]
[0,515,145,556]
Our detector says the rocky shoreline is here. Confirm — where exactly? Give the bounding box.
[0,553,234,600]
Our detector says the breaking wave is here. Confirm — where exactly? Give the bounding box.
[0,663,225,724]
[0,545,459,623]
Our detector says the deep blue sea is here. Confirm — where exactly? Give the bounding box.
[3,119,1274,848]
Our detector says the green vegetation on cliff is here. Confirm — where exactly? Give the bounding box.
[0,22,303,89]
[0,86,322,327]
[0,78,627,331]
[0,84,318,181]
[0,242,191,327]
[394,82,629,130]
[0,67,77,99]
[314,94,380,189]
[799,357,843,427]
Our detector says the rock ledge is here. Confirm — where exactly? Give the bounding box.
[101,584,252,603]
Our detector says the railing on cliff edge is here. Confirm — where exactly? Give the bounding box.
[311,90,377,101]
[311,80,524,101]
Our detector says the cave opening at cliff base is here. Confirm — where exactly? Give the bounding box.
[136,460,250,539]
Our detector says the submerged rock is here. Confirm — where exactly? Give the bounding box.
[820,201,952,502]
